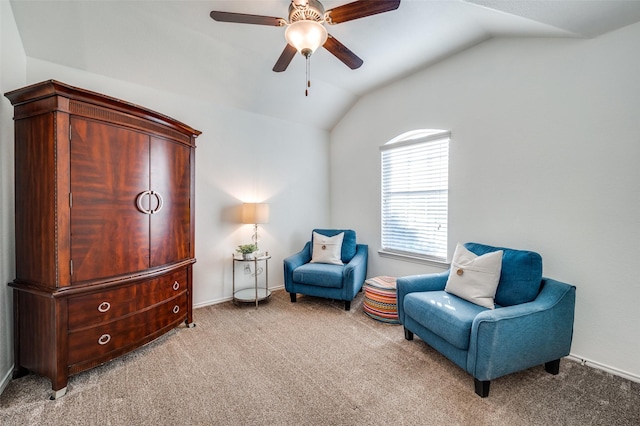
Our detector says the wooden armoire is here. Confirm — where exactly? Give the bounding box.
[5,80,201,399]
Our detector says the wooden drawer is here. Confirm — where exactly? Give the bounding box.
[137,269,188,309]
[68,284,136,330]
[67,269,188,330]
[67,293,187,365]
[142,293,188,336]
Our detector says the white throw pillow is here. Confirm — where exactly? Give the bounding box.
[310,232,344,265]
[444,243,503,309]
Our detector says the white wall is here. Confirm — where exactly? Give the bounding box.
[331,23,640,380]
[0,0,26,395]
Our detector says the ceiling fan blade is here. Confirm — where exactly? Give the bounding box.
[210,11,286,27]
[323,35,363,69]
[273,44,298,72]
[325,0,400,24]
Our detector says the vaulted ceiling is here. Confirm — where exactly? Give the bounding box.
[10,0,640,130]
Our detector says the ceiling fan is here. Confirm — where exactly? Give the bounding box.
[210,0,401,73]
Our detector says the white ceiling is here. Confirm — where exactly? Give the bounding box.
[9,0,640,130]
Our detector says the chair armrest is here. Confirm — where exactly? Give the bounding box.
[283,242,311,291]
[342,244,369,298]
[467,278,576,380]
[396,271,450,325]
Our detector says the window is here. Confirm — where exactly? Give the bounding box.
[380,129,450,262]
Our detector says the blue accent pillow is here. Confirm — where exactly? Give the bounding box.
[464,242,542,306]
[312,229,357,263]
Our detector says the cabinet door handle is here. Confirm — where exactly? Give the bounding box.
[150,191,163,214]
[98,334,111,345]
[172,305,180,314]
[172,281,180,291]
[135,190,152,214]
[97,301,111,313]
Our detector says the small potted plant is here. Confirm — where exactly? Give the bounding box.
[236,243,258,260]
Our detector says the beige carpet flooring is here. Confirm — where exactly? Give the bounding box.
[1,289,639,425]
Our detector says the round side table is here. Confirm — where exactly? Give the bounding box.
[232,254,271,308]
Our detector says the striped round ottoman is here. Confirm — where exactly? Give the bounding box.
[363,276,399,324]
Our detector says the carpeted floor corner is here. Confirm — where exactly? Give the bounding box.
[1,289,639,425]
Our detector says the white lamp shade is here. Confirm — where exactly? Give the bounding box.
[242,203,269,224]
[284,20,328,56]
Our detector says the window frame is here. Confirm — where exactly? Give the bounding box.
[379,129,450,266]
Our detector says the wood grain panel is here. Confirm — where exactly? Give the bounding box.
[14,114,58,286]
[136,269,187,309]
[149,137,191,267]
[15,291,57,379]
[55,112,72,288]
[67,309,146,365]
[143,293,188,335]
[70,101,191,144]
[67,293,187,365]
[67,285,137,330]
[70,118,150,282]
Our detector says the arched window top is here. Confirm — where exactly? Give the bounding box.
[385,129,450,146]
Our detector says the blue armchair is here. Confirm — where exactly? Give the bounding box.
[283,229,368,311]
[397,242,576,397]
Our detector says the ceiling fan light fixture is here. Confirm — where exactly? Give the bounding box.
[285,20,328,57]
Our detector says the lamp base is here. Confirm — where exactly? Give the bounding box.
[252,223,260,251]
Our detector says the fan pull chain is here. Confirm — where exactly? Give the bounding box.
[305,55,311,97]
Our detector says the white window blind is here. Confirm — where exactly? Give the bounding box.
[380,130,449,262]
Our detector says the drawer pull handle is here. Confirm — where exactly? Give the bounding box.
[172,281,180,291]
[173,305,180,314]
[97,302,111,313]
[98,334,111,345]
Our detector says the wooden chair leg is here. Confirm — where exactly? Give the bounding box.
[474,379,490,398]
[404,327,414,341]
[289,293,296,303]
[545,359,560,375]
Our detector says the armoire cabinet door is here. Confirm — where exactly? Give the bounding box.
[149,136,191,267]
[70,117,150,282]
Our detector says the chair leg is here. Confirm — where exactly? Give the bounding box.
[344,301,351,311]
[545,359,561,375]
[289,293,296,303]
[474,379,490,398]
[404,327,414,341]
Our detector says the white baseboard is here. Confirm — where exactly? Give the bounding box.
[193,296,232,309]
[567,354,640,383]
[193,285,285,309]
